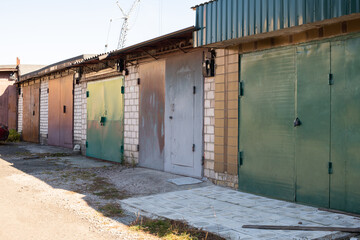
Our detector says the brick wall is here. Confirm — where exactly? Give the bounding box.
[73,83,82,146]
[39,79,48,145]
[212,48,240,188]
[80,81,87,154]
[123,65,139,163]
[18,86,23,133]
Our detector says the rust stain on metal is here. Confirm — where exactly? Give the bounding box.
[22,83,40,143]
[48,75,73,148]
[139,60,165,170]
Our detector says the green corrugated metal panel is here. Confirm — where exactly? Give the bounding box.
[295,42,331,207]
[86,77,124,163]
[330,38,360,214]
[239,47,296,201]
[238,33,360,213]
[194,0,360,47]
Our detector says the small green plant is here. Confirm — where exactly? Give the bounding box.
[6,129,20,142]
[130,217,225,240]
[130,153,137,168]
[89,177,128,199]
[99,203,123,217]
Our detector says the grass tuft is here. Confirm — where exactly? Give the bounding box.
[131,218,225,240]
[99,203,123,217]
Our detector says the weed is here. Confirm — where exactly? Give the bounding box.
[130,217,225,240]
[89,177,128,199]
[6,129,20,142]
[99,203,123,217]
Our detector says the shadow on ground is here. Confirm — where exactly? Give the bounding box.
[0,142,214,238]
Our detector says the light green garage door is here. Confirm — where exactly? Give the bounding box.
[239,34,360,214]
[86,77,124,163]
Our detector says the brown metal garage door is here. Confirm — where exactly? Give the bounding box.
[48,75,73,148]
[22,83,40,143]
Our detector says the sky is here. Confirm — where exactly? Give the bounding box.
[0,0,205,65]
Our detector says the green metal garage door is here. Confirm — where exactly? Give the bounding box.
[239,48,296,201]
[330,37,360,214]
[86,77,124,163]
[295,42,331,207]
[239,34,360,214]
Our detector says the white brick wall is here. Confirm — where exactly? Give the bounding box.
[39,80,48,144]
[81,82,87,152]
[18,87,23,133]
[203,77,216,179]
[124,65,139,163]
[73,83,83,145]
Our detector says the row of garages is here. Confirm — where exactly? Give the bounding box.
[14,0,360,214]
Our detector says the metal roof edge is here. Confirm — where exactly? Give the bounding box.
[191,0,217,9]
[71,26,196,67]
[107,26,196,57]
[19,54,96,82]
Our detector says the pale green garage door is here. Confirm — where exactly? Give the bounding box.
[86,77,124,163]
[238,34,360,214]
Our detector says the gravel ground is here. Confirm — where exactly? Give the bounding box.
[0,142,211,240]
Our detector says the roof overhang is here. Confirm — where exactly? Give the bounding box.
[18,54,95,83]
[72,26,196,67]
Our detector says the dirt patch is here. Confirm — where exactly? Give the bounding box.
[130,217,225,240]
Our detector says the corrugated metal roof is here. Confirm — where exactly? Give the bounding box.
[19,55,95,82]
[72,26,196,66]
[192,0,217,9]
[193,0,360,47]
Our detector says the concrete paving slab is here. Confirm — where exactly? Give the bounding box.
[121,186,360,240]
[167,177,203,185]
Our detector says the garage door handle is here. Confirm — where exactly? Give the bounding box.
[294,117,302,127]
[63,105,66,113]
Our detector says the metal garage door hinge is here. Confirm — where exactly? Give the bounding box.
[328,74,334,85]
[192,144,195,152]
[121,86,125,94]
[328,162,333,174]
[137,78,140,85]
[137,144,140,152]
[239,81,244,96]
[86,91,89,98]
[86,141,88,148]
[47,88,49,94]
[238,151,244,166]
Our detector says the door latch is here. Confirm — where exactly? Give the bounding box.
[294,117,302,127]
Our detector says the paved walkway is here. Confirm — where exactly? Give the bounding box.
[121,186,360,240]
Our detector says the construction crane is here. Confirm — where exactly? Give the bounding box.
[104,0,141,52]
[116,0,141,50]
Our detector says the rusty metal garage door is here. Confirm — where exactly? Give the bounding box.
[0,81,16,129]
[139,61,165,170]
[22,83,40,143]
[48,75,73,148]
[164,51,203,177]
